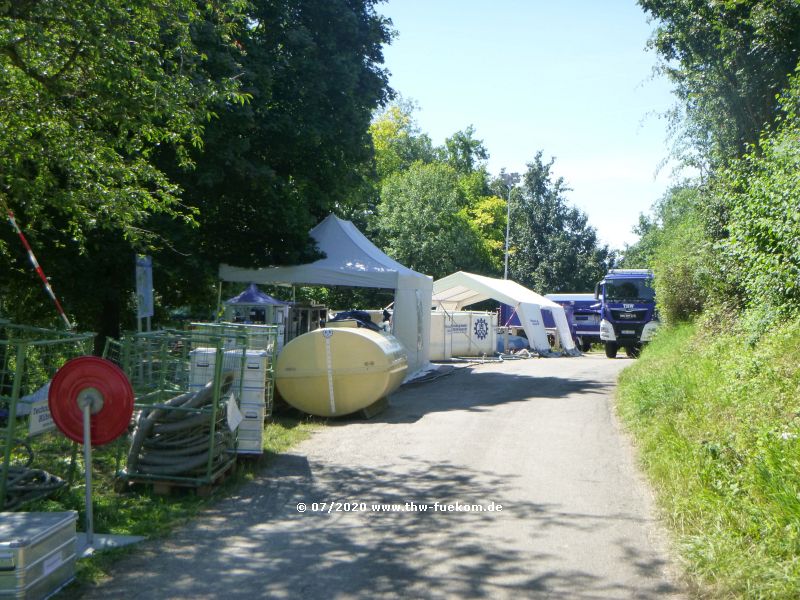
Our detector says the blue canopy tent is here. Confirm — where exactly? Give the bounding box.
[224,283,290,324]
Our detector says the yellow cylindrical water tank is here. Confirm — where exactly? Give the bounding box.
[275,327,408,417]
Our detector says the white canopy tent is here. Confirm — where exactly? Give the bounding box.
[432,271,578,355]
[219,214,432,375]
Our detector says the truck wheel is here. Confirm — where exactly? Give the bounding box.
[625,345,641,358]
[580,339,592,352]
[604,342,618,358]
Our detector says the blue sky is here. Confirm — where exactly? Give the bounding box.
[377,0,678,248]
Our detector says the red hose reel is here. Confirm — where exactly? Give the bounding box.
[48,356,134,446]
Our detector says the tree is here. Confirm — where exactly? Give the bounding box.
[369,99,436,181]
[0,1,247,336]
[621,183,702,269]
[440,126,488,175]
[718,70,800,315]
[508,152,612,293]
[0,0,246,244]
[464,194,508,274]
[622,184,717,322]
[639,0,800,168]
[374,162,488,280]
[159,0,393,269]
[368,108,506,280]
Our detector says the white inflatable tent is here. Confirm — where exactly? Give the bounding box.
[218,214,433,375]
[432,271,579,355]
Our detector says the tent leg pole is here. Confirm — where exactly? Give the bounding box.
[216,281,223,321]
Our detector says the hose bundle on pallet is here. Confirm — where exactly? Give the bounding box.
[126,373,236,477]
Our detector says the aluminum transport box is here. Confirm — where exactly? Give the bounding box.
[0,511,77,599]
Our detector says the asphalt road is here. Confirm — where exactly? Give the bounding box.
[78,353,685,599]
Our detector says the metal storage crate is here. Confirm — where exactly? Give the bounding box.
[190,323,277,415]
[0,510,77,599]
[104,330,247,488]
[0,324,94,510]
[190,322,278,353]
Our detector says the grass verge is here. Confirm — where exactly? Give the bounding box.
[617,317,800,598]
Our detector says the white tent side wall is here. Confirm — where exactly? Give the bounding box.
[516,303,552,353]
[550,308,578,353]
[392,272,432,374]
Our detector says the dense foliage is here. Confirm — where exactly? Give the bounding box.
[167,0,394,270]
[0,0,247,243]
[621,184,716,322]
[0,1,393,339]
[640,0,800,169]
[619,4,800,597]
[374,161,487,280]
[718,71,800,316]
[627,1,800,325]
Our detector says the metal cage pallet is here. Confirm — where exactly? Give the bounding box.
[105,329,248,489]
[0,324,94,511]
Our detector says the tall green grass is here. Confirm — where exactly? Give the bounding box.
[617,318,800,598]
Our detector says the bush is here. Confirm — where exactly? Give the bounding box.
[716,71,800,317]
[651,214,715,323]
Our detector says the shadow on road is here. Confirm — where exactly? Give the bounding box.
[77,454,680,599]
[359,360,620,424]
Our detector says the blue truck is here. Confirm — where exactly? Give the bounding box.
[595,269,659,358]
[545,293,600,352]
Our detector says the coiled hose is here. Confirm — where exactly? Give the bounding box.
[1,438,66,510]
[126,373,236,477]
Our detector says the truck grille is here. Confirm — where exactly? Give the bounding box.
[612,323,644,340]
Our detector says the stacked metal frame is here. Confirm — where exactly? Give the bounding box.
[105,329,246,488]
[0,323,94,510]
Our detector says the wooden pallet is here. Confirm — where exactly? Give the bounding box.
[115,458,236,497]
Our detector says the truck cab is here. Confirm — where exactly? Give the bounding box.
[595,269,659,358]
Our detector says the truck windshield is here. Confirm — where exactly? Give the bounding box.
[605,279,655,302]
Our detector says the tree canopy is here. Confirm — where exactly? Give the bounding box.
[0,1,394,338]
[508,153,612,293]
[168,0,394,270]
[626,0,800,324]
[0,0,247,244]
[375,161,488,280]
[640,0,800,169]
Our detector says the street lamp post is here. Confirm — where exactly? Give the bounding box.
[501,171,520,280]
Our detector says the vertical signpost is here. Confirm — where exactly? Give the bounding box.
[135,255,153,332]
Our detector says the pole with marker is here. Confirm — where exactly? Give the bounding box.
[6,210,73,330]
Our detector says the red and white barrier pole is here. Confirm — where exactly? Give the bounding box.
[7,210,73,330]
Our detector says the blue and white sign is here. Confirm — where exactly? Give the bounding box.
[135,254,154,318]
